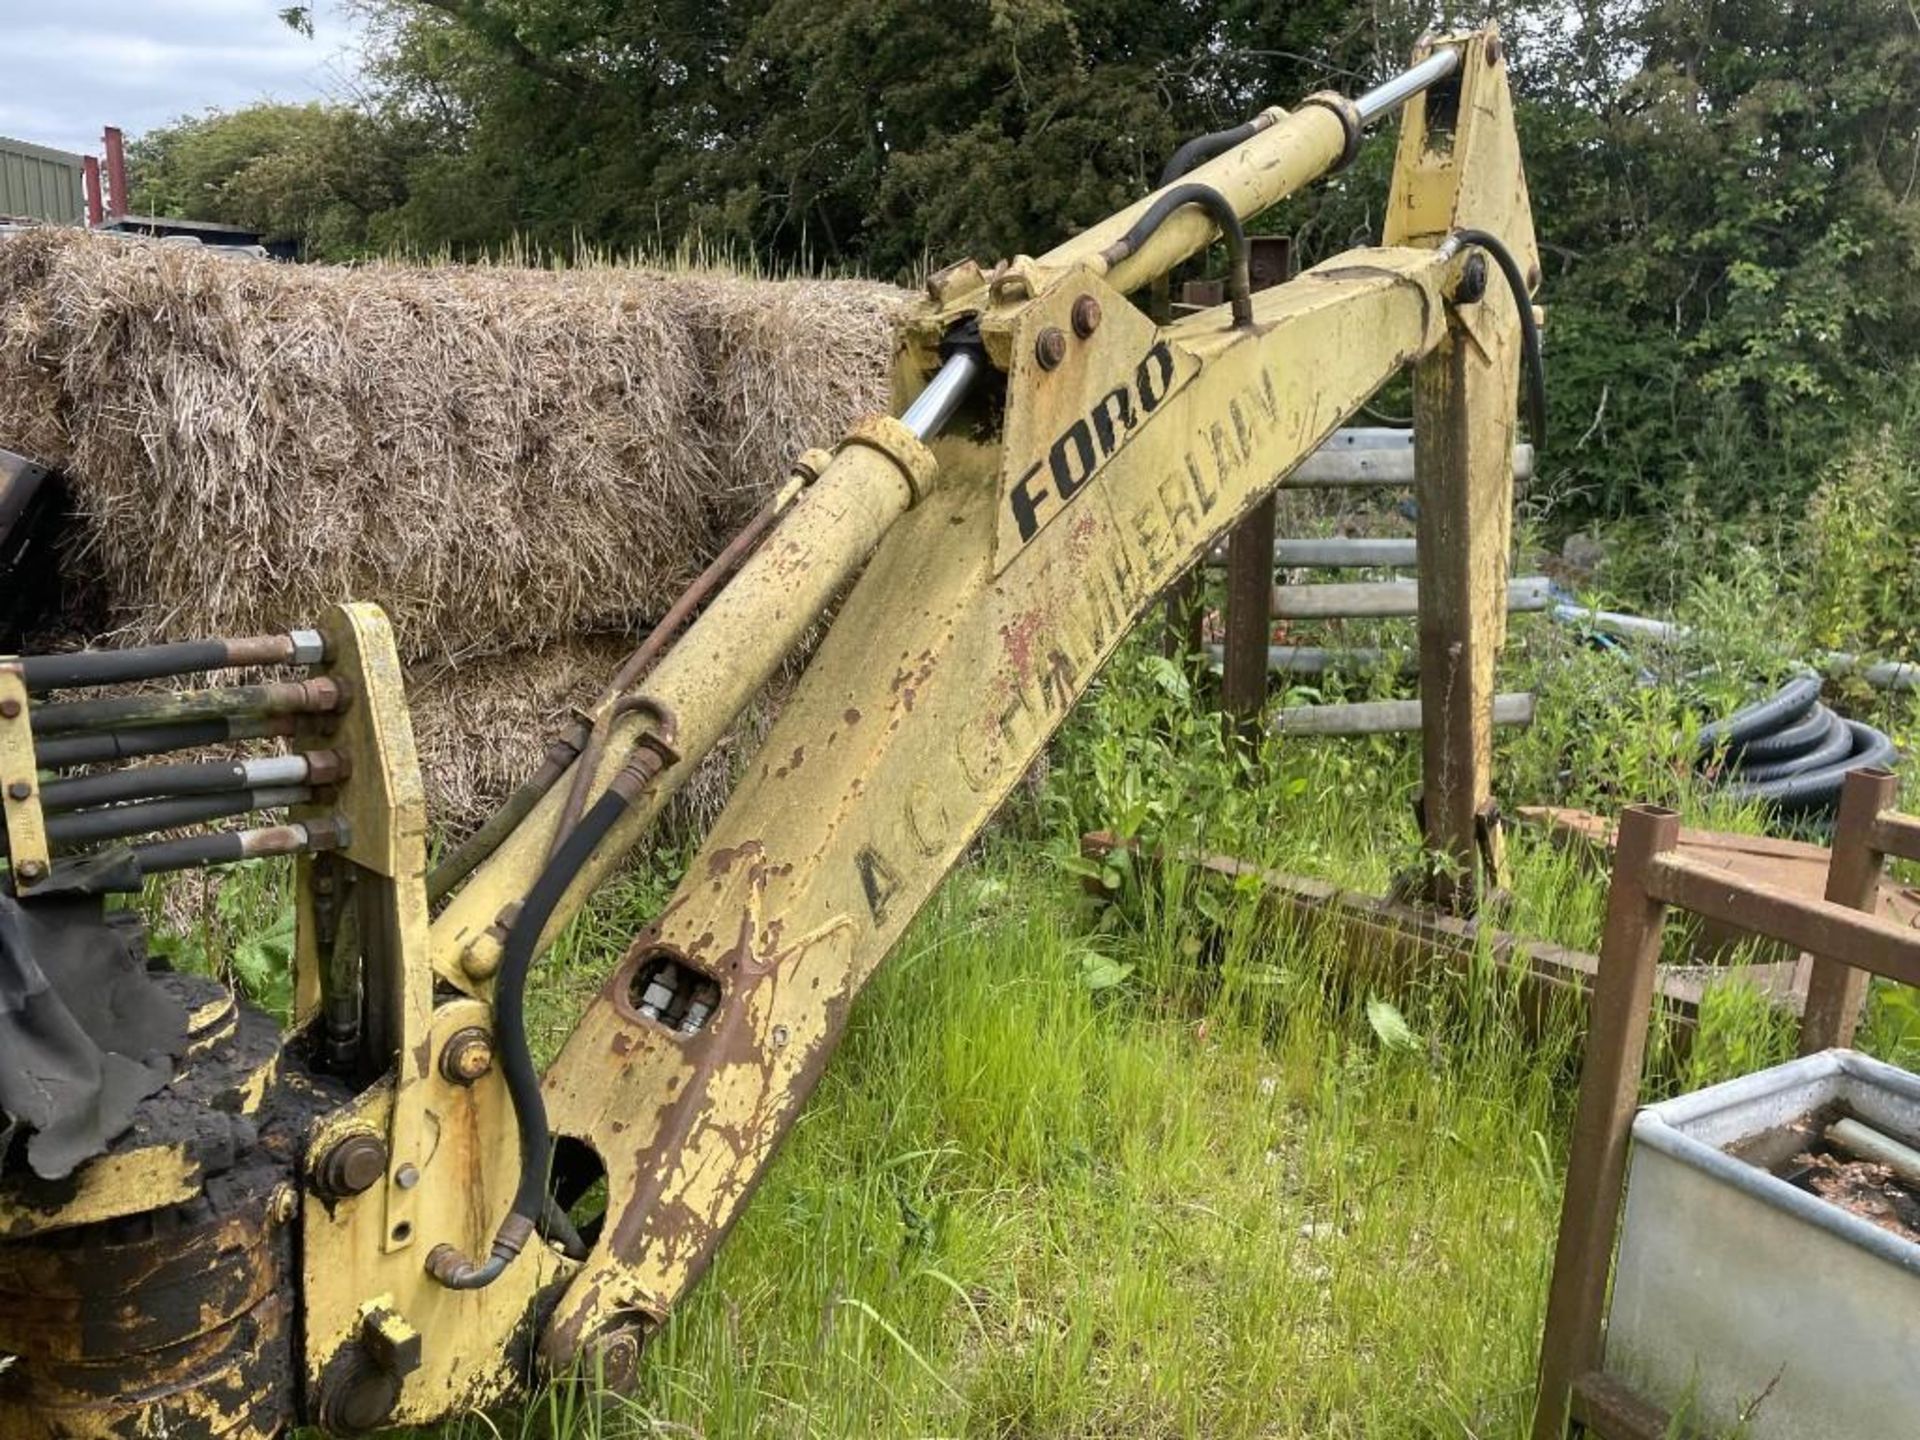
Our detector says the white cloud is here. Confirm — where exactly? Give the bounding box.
[0,0,365,158]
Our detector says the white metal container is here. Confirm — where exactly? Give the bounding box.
[1608,1049,1920,1438]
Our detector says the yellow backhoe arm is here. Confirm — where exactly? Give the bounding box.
[0,27,1536,1436]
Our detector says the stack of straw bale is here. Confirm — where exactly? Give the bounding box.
[0,229,909,835]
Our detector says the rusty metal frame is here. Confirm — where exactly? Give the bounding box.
[1800,767,1919,1052]
[1080,832,1773,1051]
[1534,769,1920,1440]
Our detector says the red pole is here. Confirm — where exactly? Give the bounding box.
[102,126,128,219]
[82,156,104,227]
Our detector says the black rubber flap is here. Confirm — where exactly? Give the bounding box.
[0,893,189,1179]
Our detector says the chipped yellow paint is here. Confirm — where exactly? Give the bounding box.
[6,32,1532,1433]
[0,667,47,881]
[300,998,579,1425]
[0,1144,199,1237]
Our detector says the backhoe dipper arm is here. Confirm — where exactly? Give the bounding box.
[294,27,1537,1422]
[528,29,1537,1368]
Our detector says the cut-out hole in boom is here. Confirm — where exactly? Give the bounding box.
[627,951,722,1036]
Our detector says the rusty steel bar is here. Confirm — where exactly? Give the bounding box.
[18,630,326,694]
[1221,492,1277,732]
[1870,808,1920,863]
[1569,1371,1680,1440]
[1646,848,1920,991]
[31,715,298,769]
[1800,767,1899,1054]
[552,483,801,858]
[430,720,591,906]
[1534,803,1679,1440]
[30,678,343,737]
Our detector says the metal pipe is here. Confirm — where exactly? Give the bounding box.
[37,785,311,851]
[40,751,330,814]
[31,679,343,737]
[19,630,326,694]
[1270,576,1550,619]
[1271,692,1534,736]
[32,716,297,769]
[1274,538,1417,568]
[1354,47,1461,124]
[1826,1118,1920,1190]
[901,353,980,442]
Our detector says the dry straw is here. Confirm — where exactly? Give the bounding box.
[0,229,908,834]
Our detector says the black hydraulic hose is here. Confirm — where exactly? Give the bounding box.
[426,716,677,1291]
[1447,228,1548,452]
[20,632,320,694]
[427,788,631,1290]
[6,785,312,854]
[1732,703,1838,767]
[1696,674,1822,755]
[32,716,296,769]
[1159,118,1267,186]
[1733,708,1853,783]
[1725,721,1898,816]
[1102,182,1254,327]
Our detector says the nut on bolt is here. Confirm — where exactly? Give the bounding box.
[1034,326,1069,371]
[1451,252,1489,305]
[314,1130,389,1200]
[5,781,29,802]
[440,1025,495,1085]
[15,859,45,884]
[1070,294,1102,338]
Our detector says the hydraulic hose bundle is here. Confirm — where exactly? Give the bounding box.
[1697,674,1896,819]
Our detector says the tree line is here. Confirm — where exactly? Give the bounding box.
[132,0,1920,539]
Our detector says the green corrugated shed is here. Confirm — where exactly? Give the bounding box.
[0,136,85,224]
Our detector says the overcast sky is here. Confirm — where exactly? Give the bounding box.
[0,0,365,159]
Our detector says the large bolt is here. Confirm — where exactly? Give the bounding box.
[15,859,46,884]
[0,698,18,719]
[6,781,29,802]
[313,1131,389,1200]
[1034,326,1069,371]
[1070,294,1102,338]
[585,1324,644,1394]
[440,1026,494,1085]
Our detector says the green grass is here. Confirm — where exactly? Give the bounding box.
[158,569,1907,1439]
[422,849,1583,1440]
